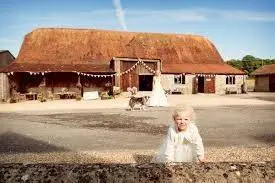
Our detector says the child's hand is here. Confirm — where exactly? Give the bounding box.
[197,157,205,164]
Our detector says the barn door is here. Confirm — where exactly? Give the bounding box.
[121,61,138,91]
[269,74,275,92]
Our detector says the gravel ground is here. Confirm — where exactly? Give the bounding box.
[0,93,275,164]
[0,146,274,164]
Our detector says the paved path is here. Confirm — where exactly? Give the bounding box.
[0,92,274,113]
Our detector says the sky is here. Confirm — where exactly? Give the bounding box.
[0,0,274,61]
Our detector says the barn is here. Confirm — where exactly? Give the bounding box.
[252,64,275,92]
[3,28,245,100]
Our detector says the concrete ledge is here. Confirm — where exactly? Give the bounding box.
[1,162,274,182]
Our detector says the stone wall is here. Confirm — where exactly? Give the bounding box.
[184,74,195,94]
[215,75,226,94]
[162,74,245,95]
[0,162,274,182]
[215,75,245,95]
[161,74,194,94]
[0,73,10,101]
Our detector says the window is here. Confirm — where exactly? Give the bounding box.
[174,74,185,84]
[226,76,235,85]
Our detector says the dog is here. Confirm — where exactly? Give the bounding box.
[128,96,150,111]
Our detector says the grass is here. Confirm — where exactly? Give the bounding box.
[246,78,255,91]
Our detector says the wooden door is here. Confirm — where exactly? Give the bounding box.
[204,76,215,93]
[121,61,138,91]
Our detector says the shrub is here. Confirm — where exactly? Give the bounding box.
[9,98,17,103]
[100,92,113,100]
[39,98,47,102]
[76,95,82,101]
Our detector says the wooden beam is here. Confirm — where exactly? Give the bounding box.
[113,57,160,63]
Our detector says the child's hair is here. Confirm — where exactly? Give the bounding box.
[172,105,196,122]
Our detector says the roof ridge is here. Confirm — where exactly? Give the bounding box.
[31,27,204,38]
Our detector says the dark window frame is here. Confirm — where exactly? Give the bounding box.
[174,74,186,84]
[226,76,236,85]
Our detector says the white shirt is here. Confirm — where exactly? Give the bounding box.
[153,123,204,163]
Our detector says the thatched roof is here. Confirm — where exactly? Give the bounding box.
[251,64,275,75]
[5,28,243,74]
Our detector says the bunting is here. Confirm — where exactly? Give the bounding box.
[7,60,247,79]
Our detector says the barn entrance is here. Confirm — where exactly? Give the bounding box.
[114,58,160,91]
[197,76,204,93]
[139,75,153,91]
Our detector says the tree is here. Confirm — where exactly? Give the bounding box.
[226,59,243,71]
[242,55,257,74]
[226,55,275,76]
